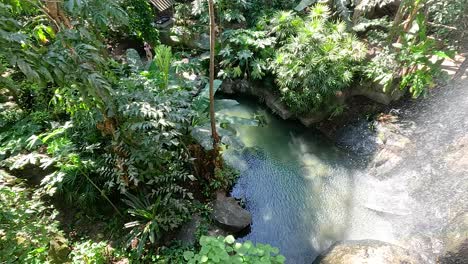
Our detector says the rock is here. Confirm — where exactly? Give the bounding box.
[207,225,229,237]
[1,153,56,185]
[439,213,468,264]
[159,29,209,50]
[353,0,401,22]
[351,80,404,105]
[439,240,468,264]
[335,120,380,156]
[313,240,424,264]
[220,78,405,127]
[174,214,230,246]
[212,195,252,233]
[175,214,202,246]
[48,235,71,263]
[220,80,327,125]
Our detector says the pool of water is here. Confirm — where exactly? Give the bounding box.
[221,78,468,263]
[222,99,397,263]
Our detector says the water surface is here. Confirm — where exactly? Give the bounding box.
[221,78,468,263]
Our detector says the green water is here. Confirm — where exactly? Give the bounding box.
[221,98,375,263]
[220,77,468,263]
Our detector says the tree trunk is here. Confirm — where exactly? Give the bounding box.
[45,0,72,29]
[208,0,220,152]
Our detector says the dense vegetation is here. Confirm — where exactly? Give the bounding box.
[0,0,464,263]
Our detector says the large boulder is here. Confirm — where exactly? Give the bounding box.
[313,240,424,264]
[211,196,252,233]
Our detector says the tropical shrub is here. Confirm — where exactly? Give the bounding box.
[272,4,366,114]
[27,118,111,209]
[183,235,285,263]
[191,0,252,26]
[268,11,304,43]
[395,16,450,97]
[0,172,128,263]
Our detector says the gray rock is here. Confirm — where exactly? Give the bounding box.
[220,79,327,125]
[207,225,229,237]
[1,153,56,185]
[313,240,424,264]
[353,0,401,23]
[350,80,404,105]
[212,196,252,233]
[439,213,468,264]
[175,214,202,246]
[175,214,230,246]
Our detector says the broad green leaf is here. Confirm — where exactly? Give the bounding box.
[434,51,452,60]
[183,251,194,260]
[224,235,235,244]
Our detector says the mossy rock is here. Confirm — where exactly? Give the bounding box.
[48,235,71,264]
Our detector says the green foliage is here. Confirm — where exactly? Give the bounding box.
[427,0,468,47]
[123,192,189,257]
[363,47,398,93]
[65,0,128,32]
[218,29,275,80]
[149,241,195,263]
[364,1,453,98]
[272,4,366,114]
[395,14,450,97]
[0,112,47,160]
[208,165,239,194]
[0,172,60,263]
[268,11,304,43]
[121,0,159,46]
[0,172,127,263]
[184,235,285,264]
[70,240,111,264]
[126,49,144,72]
[192,0,252,25]
[150,45,173,89]
[0,0,129,117]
